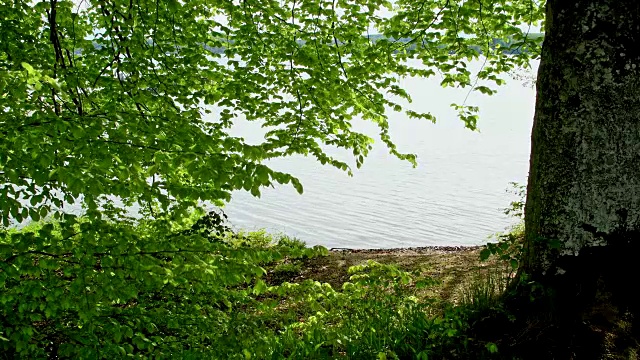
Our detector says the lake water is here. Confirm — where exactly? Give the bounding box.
[221,60,538,249]
[12,61,537,248]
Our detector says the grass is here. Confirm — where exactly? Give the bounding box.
[254,243,517,358]
[265,245,507,304]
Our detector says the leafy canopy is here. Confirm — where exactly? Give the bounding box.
[1,0,543,223]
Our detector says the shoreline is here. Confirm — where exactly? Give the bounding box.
[282,245,489,296]
[328,245,484,254]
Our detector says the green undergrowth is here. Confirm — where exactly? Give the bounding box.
[0,209,521,359]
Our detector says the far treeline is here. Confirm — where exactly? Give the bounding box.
[202,33,546,54]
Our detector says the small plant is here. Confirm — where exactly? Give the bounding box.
[461,267,512,312]
[262,260,445,359]
[481,182,526,275]
[268,262,304,285]
[503,181,526,220]
[226,228,275,248]
[273,262,303,275]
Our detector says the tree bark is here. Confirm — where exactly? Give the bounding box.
[524,0,640,317]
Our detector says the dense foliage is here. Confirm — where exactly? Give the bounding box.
[1,212,497,358]
[1,0,543,223]
[1,0,544,357]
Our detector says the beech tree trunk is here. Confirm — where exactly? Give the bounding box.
[524,0,640,316]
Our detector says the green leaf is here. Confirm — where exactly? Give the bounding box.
[480,248,492,261]
[510,259,519,270]
[291,178,303,194]
[486,342,499,353]
[475,86,495,95]
[29,208,40,222]
[20,62,35,74]
[255,166,270,184]
[252,279,268,295]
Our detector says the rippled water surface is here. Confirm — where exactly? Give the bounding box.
[220,61,538,249]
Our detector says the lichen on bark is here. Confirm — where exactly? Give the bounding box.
[523,0,640,307]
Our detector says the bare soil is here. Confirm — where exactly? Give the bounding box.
[264,245,640,359]
[269,245,509,302]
